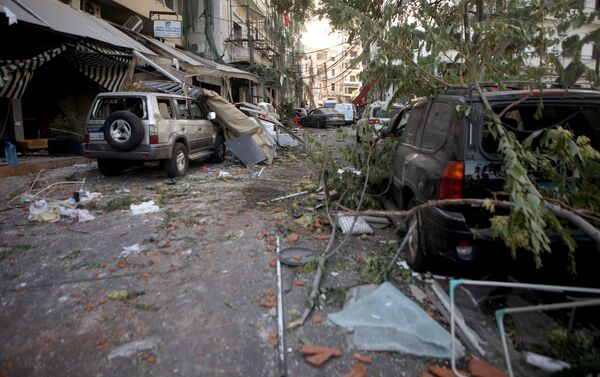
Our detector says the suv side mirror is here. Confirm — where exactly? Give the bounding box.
[207,112,216,121]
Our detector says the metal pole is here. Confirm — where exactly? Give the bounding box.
[449,279,600,377]
[276,236,287,376]
[497,299,600,377]
[133,51,183,85]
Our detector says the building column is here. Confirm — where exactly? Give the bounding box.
[11,99,24,141]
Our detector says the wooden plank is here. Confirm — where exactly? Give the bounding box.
[0,157,91,178]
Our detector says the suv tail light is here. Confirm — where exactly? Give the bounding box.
[368,118,380,125]
[456,241,474,260]
[149,124,159,144]
[438,161,464,199]
[84,134,89,143]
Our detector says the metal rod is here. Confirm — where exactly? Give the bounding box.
[133,51,183,85]
[276,236,287,376]
[386,221,415,272]
[449,279,600,377]
[560,307,576,360]
[270,191,309,202]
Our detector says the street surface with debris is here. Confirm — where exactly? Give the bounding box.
[0,129,538,377]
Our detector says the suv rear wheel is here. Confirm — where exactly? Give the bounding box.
[406,198,426,272]
[163,143,189,178]
[210,134,226,163]
[97,159,124,177]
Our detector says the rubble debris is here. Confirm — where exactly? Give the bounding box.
[315,233,331,240]
[294,214,314,228]
[329,283,464,358]
[352,354,372,364]
[130,201,160,215]
[120,244,142,258]
[259,289,276,308]
[409,284,428,304]
[468,358,508,377]
[28,200,60,222]
[251,167,265,178]
[225,134,268,165]
[337,216,374,235]
[524,351,570,373]
[77,209,95,222]
[429,281,486,357]
[224,230,244,240]
[270,191,310,203]
[342,364,367,377]
[426,365,467,377]
[107,337,159,360]
[337,167,362,176]
[300,344,342,367]
[202,89,275,163]
[311,314,323,325]
[286,233,299,243]
[108,290,130,301]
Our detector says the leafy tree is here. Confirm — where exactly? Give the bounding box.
[275,0,600,270]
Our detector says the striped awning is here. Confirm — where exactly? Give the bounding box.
[64,40,133,93]
[0,45,66,98]
[0,40,133,98]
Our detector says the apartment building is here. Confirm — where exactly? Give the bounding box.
[184,0,305,105]
[62,0,183,43]
[303,43,362,107]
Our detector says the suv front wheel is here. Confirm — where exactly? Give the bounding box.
[210,134,226,163]
[163,143,189,178]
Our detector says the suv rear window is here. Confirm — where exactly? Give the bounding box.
[481,104,600,156]
[92,97,146,120]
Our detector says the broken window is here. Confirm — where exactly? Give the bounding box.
[92,97,146,120]
[481,103,600,156]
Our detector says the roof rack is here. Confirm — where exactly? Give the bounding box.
[435,80,593,95]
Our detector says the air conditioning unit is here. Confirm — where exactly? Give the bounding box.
[82,0,101,17]
[123,15,144,32]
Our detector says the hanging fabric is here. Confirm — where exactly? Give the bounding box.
[0,45,67,99]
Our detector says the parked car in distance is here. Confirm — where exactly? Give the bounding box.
[301,107,346,128]
[357,101,403,134]
[334,103,357,125]
[356,101,403,142]
[390,88,600,273]
[83,92,225,178]
[294,107,308,118]
[257,102,280,121]
[323,99,337,109]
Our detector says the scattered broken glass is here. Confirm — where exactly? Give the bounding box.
[329,282,464,358]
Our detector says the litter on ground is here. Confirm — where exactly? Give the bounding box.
[130,201,160,215]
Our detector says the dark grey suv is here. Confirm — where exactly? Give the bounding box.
[390,88,600,272]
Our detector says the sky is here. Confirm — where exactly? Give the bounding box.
[300,18,344,51]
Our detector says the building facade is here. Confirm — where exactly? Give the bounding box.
[303,43,362,107]
[184,0,305,105]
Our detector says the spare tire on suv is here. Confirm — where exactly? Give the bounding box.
[102,111,144,151]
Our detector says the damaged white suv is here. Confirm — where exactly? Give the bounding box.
[83,92,225,178]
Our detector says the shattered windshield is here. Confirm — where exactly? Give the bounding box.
[481,104,600,157]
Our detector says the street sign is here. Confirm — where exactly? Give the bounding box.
[153,20,182,38]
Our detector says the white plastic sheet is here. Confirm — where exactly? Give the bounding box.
[130,201,160,215]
